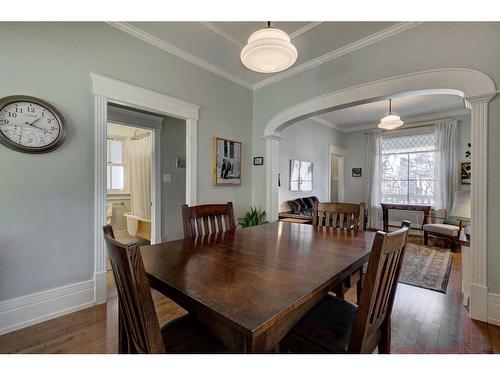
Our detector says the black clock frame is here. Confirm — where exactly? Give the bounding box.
[0,95,67,154]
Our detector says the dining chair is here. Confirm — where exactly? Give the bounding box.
[312,201,366,301]
[102,225,227,353]
[312,201,366,229]
[280,223,410,354]
[181,202,236,238]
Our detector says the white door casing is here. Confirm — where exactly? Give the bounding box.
[91,73,200,303]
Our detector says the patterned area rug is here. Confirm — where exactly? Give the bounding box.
[399,243,453,293]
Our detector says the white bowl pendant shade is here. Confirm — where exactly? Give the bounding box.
[378,99,404,130]
[241,27,298,73]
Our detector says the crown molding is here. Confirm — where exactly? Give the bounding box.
[107,22,254,90]
[289,22,323,39]
[200,22,244,48]
[253,22,424,90]
[310,115,342,131]
[340,107,471,133]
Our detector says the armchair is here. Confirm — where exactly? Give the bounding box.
[423,190,471,250]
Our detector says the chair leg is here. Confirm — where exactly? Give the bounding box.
[378,319,391,354]
[332,282,346,300]
[424,231,429,245]
[356,274,363,304]
[118,309,129,354]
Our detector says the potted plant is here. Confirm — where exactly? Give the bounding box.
[238,206,267,228]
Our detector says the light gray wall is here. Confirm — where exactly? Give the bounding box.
[161,117,186,241]
[252,22,500,293]
[0,22,252,301]
[343,131,368,203]
[278,119,345,212]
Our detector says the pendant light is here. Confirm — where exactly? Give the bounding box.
[240,22,298,73]
[378,99,404,130]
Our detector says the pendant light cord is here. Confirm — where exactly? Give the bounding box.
[389,99,392,115]
[267,21,271,28]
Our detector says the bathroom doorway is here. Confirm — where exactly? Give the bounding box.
[106,122,154,246]
[105,104,164,250]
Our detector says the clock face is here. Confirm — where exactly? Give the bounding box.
[0,96,66,153]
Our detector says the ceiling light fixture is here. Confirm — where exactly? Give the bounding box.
[240,22,298,74]
[378,99,404,130]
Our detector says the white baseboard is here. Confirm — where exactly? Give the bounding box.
[488,292,500,327]
[0,279,95,336]
[470,283,488,322]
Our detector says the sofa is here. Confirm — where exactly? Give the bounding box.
[278,196,319,222]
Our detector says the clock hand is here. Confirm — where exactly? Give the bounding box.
[24,122,53,134]
[26,117,42,126]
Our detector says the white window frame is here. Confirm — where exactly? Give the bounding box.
[106,137,128,194]
[380,129,437,206]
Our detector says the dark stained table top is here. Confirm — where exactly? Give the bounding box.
[141,222,374,352]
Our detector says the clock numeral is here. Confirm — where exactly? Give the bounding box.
[15,107,23,113]
[2,119,9,125]
[48,119,52,124]
[27,107,35,113]
[7,112,17,118]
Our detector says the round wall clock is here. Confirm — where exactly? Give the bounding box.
[0,95,67,153]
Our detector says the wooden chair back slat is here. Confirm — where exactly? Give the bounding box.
[182,202,235,238]
[312,202,366,230]
[348,223,409,353]
[102,225,165,354]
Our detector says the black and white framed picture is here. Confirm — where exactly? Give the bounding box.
[253,156,264,165]
[290,159,313,191]
[352,168,362,177]
[212,137,242,185]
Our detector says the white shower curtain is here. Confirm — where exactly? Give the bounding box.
[365,130,383,230]
[434,118,459,215]
[129,134,152,220]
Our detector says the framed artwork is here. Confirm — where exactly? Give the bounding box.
[290,159,313,191]
[212,137,242,185]
[175,156,186,168]
[461,161,471,185]
[352,168,362,177]
[253,156,264,166]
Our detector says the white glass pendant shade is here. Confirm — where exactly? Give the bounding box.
[378,100,404,130]
[241,27,298,73]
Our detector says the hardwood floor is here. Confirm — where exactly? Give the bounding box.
[0,235,498,354]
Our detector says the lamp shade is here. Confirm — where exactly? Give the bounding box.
[450,189,471,220]
[240,27,298,73]
[377,114,404,130]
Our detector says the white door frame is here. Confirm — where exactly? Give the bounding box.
[262,68,496,323]
[91,73,200,303]
[328,145,345,202]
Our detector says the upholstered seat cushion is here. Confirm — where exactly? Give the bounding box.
[161,313,228,353]
[423,223,459,237]
[281,294,357,353]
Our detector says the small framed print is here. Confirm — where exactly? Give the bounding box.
[253,156,264,166]
[461,161,471,185]
[175,156,186,168]
[352,168,362,177]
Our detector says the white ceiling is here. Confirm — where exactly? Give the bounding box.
[109,22,421,89]
[312,94,469,132]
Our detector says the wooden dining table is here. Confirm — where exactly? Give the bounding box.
[140,221,374,353]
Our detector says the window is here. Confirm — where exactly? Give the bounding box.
[107,138,126,192]
[380,131,436,205]
[290,159,313,191]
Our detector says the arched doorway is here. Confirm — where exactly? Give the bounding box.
[262,68,496,322]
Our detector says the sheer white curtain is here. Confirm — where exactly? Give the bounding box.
[129,134,152,220]
[365,130,383,229]
[434,119,459,214]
